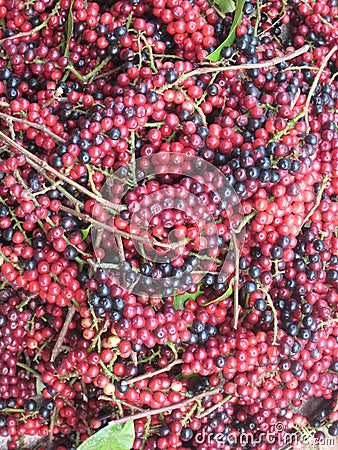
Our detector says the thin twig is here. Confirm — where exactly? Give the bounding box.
[0,1,61,45]
[94,227,104,252]
[254,0,261,37]
[0,130,124,212]
[47,408,58,449]
[301,174,329,227]
[51,304,75,362]
[98,396,145,413]
[257,14,286,39]
[87,319,109,353]
[131,351,138,367]
[20,158,82,209]
[181,45,309,80]
[304,45,338,129]
[58,204,185,249]
[121,359,183,386]
[108,387,222,426]
[16,361,41,379]
[0,112,66,144]
[196,394,232,419]
[234,210,257,234]
[116,235,126,262]
[259,283,278,345]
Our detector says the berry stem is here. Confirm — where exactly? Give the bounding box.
[301,174,329,227]
[127,131,138,187]
[0,130,125,213]
[0,0,61,45]
[121,359,184,386]
[196,394,232,419]
[65,64,88,83]
[304,45,338,129]
[98,395,145,413]
[87,319,109,353]
[181,403,197,426]
[235,210,258,233]
[87,56,111,83]
[138,33,157,73]
[318,317,338,329]
[16,361,41,379]
[1,408,26,414]
[270,110,305,144]
[254,0,261,37]
[59,204,187,249]
[258,283,279,345]
[140,416,151,450]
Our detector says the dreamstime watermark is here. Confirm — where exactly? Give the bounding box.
[91,153,245,296]
[195,423,337,448]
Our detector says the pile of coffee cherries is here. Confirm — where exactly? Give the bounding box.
[0,0,337,448]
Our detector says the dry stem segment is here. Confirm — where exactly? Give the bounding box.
[47,408,58,450]
[0,1,61,45]
[181,45,309,80]
[0,112,66,144]
[0,130,124,212]
[259,284,278,345]
[109,387,222,426]
[59,204,186,249]
[121,359,183,386]
[51,304,75,362]
[98,396,145,413]
[196,394,232,419]
[301,174,329,227]
[304,45,338,128]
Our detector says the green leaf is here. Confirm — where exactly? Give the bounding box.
[202,283,233,306]
[180,373,199,379]
[36,378,46,395]
[174,287,204,310]
[65,0,75,58]
[214,0,235,12]
[81,225,91,239]
[77,421,135,450]
[207,0,246,61]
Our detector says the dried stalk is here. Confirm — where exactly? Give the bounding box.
[0,112,66,144]
[301,174,329,227]
[108,387,222,426]
[58,204,184,249]
[304,45,338,128]
[180,45,309,80]
[0,130,124,212]
[196,394,232,419]
[121,359,183,386]
[51,304,75,362]
[98,396,145,413]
